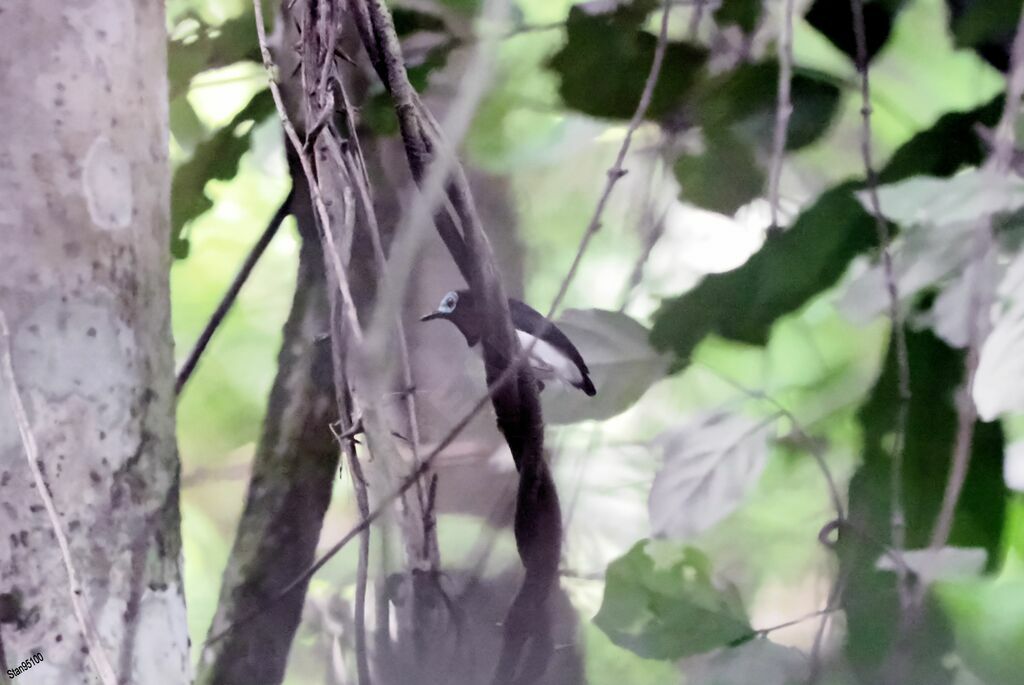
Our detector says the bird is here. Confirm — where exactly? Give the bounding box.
[420,289,597,397]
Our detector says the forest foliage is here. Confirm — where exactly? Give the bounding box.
[167,0,1024,683]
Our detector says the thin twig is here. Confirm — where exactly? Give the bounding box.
[545,0,674,320]
[849,0,911,602]
[754,605,839,639]
[930,6,1024,550]
[768,0,794,231]
[0,311,118,685]
[617,150,668,312]
[175,189,293,396]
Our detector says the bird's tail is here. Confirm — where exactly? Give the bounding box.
[576,375,597,397]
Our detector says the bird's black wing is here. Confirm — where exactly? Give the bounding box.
[507,299,590,375]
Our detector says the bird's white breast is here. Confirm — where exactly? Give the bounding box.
[515,330,582,385]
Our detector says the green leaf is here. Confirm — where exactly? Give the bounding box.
[594,541,751,660]
[949,0,1021,51]
[541,309,671,425]
[875,547,988,585]
[391,6,447,35]
[548,2,707,120]
[436,0,482,15]
[168,12,260,98]
[650,182,876,360]
[649,412,772,539]
[651,96,1005,365]
[695,63,842,152]
[862,170,1024,228]
[879,96,1002,183]
[171,88,275,258]
[841,328,1005,682]
[169,94,207,153]
[713,0,762,33]
[938,577,1024,685]
[674,130,764,214]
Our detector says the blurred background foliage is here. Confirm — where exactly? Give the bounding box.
[167,0,1024,682]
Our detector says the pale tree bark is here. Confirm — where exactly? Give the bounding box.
[0,2,189,684]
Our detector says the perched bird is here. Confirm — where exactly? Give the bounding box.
[420,289,597,397]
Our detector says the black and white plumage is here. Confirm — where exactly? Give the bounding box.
[420,289,597,397]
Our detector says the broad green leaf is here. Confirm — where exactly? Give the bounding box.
[437,0,482,15]
[695,63,842,151]
[170,94,208,153]
[713,0,762,33]
[949,0,1020,71]
[648,412,772,539]
[171,88,275,258]
[391,6,447,35]
[974,262,1024,419]
[651,182,876,360]
[594,541,751,660]
[876,547,987,585]
[651,96,1006,365]
[1005,441,1024,492]
[692,639,808,685]
[937,577,1024,685]
[837,221,978,326]
[168,12,259,98]
[548,2,707,120]
[674,130,764,214]
[840,328,1005,682]
[542,309,670,424]
[861,170,1024,228]
[879,96,1002,183]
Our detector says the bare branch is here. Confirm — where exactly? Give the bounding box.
[546,0,675,320]
[0,310,118,685]
[175,189,293,396]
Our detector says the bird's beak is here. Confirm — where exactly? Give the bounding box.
[420,311,443,322]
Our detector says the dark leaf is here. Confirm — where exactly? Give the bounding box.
[651,95,1005,364]
[841,328,1005,682]
[947,0,1022,71]
[674,129,764,214]
[695,63,842,151]
[879,96,1002,182]
[805,0,906,64]
[171,89,275,257]
[714,0,763,33]
[391,6,447,35]
[650,182,876,360]
[594,541,751,660]
[548,2,708,120]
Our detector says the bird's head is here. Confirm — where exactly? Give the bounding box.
[420,289,480,345]
[420,290,462,322]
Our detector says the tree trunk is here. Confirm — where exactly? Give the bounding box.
[0,2,189,684]
[195,174,341,685]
